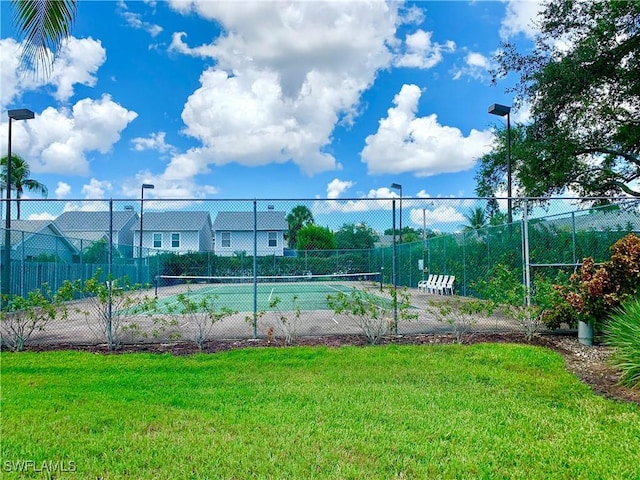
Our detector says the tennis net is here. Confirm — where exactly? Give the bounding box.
[156,271,380,291]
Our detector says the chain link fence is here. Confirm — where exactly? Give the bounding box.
[1,197,638,348]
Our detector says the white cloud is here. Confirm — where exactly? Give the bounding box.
[500,0,543,40]
[55,182,72,199]
[0,36,106,109]
[82,178,113,199]
[452,51,495,81]
[131,131,175,153]
[27,212,56,221]
[409,205,465,227]
[0,95,138,176]
[164,1,401,177]
[62,201,110,212]
[119,5,163,37]
[120,170,218,201]
[326,178,355,199]
[0,39,36,109]
[361,84,494,176]
[394,29,455,69]
[48,37,106,101]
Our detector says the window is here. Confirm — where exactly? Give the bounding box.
[171,233,180,248]
[153,233,162,248]
[220,231,231,248]
[268,231,277,247]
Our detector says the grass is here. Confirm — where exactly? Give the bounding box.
[1,344,639,479]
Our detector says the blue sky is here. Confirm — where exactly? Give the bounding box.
[0,0,542,228]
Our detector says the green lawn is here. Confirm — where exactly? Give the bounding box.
[1,344,639,479]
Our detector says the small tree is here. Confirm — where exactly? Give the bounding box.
[475,264,559,341]
[426,298,490,343]
[296,224,336,251]
[67,270,153,350]
[327,286,416,344]
[0,284,69,351]
[268,295,302,345]
[162,288,236,349]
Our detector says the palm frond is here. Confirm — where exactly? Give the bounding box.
[11,0,78,75]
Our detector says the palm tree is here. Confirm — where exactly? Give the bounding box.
[461,207,487,232]
[286,205,314,248]
[11,0,78,74]
[1,154,48,220]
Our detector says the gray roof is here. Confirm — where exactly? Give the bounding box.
[54,210,138,232]
[133,211,213,232]
[213,211,287,231]
[2,220,77,250]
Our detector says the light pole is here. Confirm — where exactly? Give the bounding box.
[139,183,154,281]
[488,103,512,224]
[2,109,34,302]
[390,183,402,243]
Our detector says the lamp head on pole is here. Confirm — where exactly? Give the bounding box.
[390,183,402,192]
[8,109,35,121]
[141,183,155,191]
[488,104,511,117]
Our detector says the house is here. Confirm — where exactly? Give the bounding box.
[134,211,214,255]
[54,210,139,257]
[212,211,287,257]
[2,220,79,262]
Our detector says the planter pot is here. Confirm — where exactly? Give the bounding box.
[578,320,594,346]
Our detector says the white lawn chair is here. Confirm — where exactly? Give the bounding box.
[418,274,434,292]
[439,276,456,295]
[427,275,442,294]
[435,275,450,295]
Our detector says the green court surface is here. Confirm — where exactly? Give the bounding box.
[154,282,374,313]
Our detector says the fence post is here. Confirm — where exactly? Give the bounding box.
[523,198,531,307]
[392,199,398,333]
[107,199,114,347]
[252,199,258,339]
[571,211,577,265]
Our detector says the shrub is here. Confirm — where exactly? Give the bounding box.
[327,286,416,344]
[474,264,560,340]
[550,233,640,328]
[0,285,69,351]
[426,298,489,343]
[67,270,154,350]
[162,288,236,350]
[269,295,302,345]
[605,296,640,388]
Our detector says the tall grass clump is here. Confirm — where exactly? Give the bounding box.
[605,296,640,388]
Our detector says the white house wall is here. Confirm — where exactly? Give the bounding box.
[214,231,284,257]
[136,230,204,256]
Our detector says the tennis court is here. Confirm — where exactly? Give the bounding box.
[153,273,383,313]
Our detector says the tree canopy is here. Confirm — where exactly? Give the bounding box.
[334,223,379,250]
[0,154,48,219]
[296,224,336,251]
[481,0,640,199]
[286,205,314,249]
